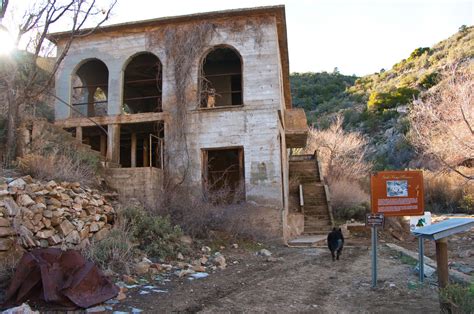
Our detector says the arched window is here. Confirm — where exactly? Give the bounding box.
[123,53,162,114]
[72,59,108,117]
[200,46,242,108]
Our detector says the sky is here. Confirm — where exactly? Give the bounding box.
[5,0,473,76]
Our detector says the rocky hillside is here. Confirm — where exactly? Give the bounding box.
[0,175,116,256]
[291,25,473,170]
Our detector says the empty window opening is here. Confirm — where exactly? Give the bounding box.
[123,53,162,114]
[203,148,244,202]
[200,47,242,108]
[72,59,109,117]
[119,122,164,168]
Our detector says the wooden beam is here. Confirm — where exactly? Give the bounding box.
[75,126,83,143]
[107,124,120,164]
[143,138,149,167]
[54,112,169,128]
[100,135,107,157]
[131,133,137,167]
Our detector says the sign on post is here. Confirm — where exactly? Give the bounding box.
[369,171,424,288]
[366,213,385,227]
[371,171,424,216]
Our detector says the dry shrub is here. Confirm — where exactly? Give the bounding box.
[424,170,473,213]
[330,180,369,221]
[17,152,99,186]
[409,65,473,180]
[83,224,136,274]
[156,186,269,241]
[304,115,372,184]
[0,246,24,291]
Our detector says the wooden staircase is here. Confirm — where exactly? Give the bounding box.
[289,154,334,235]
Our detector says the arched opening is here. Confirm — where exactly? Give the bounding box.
[71,59,109,117]
[123,53,162,114]
[200,47,242,108]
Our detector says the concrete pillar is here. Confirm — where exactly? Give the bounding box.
[107,124,120,164]
[75,126,82,143]
[54,66,71,120]
[100,134,107,157]
[107,62,123,116]
[131,133,137,167]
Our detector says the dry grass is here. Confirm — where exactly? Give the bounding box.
[424,170,473,213]
[155,186,269,241]
[17,152,99,186]
[330,179,369,221]
[83,224,136,274]
[0,247,24,291]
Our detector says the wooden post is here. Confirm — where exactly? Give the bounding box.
[131,133,137,168]
[100,135,107,157]
[143,139,149,167]
[435,238,449,289]
[107,124,120,164]
[436,238,450,312]
[75,126,83,143]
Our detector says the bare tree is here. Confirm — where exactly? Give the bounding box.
[304,115,372,183]
[0,0,116,166]
[408,64,473,180]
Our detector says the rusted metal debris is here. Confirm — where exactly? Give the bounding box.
[3,248,118,309]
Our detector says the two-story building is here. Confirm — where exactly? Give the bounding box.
[48,6,310,241]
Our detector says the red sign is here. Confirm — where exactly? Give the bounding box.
[371,171,424,217]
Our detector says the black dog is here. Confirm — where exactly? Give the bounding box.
[327,227,344,261]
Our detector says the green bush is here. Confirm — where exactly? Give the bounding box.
[459,194,474,214]
[122,206,187,259]
[409,47,430,60]
[334,203,368,221]
[440,283,474,313]
[367,87,419,111]
[418,72,440,89]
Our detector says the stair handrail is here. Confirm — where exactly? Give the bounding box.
[299,184,304,214]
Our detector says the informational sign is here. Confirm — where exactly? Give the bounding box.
[366,213,385,227]
[371,171,424,217]
[410,212,432,232]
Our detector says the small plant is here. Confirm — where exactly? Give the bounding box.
[418,72,440,89]
[459,193,474,214]
[440,283,474,313]
[121,205,186,259]
[84,226,137,274]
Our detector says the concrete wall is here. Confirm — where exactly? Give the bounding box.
[54,15,288,235]
[103,168,163,208]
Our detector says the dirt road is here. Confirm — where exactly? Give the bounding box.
[114,243,440,313]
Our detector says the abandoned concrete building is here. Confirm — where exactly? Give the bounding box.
[47,6,333,242]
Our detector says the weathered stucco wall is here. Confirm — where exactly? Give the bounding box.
[103,168,163,208]
[54,14,288,235]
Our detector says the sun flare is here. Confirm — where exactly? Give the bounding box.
[0,29,15,55]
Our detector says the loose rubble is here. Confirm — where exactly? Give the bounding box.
[0,176,116,255]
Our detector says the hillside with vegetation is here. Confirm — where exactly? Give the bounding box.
[292,25,473,167]
[292,25,473,215]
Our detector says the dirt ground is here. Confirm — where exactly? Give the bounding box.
[110,238,440,313]
[3,214,472,313]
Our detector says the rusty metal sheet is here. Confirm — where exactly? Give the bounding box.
[3,248,118,309]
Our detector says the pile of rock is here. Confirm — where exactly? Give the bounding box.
[0,176,116,255]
